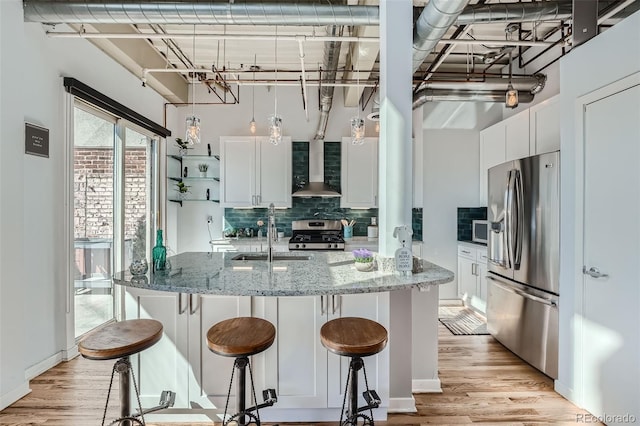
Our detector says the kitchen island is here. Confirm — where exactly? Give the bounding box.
[115,252,453,422]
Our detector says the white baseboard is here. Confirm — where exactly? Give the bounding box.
[25,352,63,381]
[387,396,417,413]
[412,378,442,393]
[62,345,79,361]
[555,379,580,407]
[0,381,30,411]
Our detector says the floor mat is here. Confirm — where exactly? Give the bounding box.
[438,305,490,335]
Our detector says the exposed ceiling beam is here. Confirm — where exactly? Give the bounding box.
[69,23,189,103]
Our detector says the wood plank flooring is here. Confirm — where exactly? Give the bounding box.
[0,324,598,425]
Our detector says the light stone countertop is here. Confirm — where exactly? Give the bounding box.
[114,251,453,296]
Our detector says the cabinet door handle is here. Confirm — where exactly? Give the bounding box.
[178,293,187,315]
[189,294,199,315]
[331,295,336,314]
[251,195,256,205]
[257,195,261,205]
[471,263,477,275]
[320,295,325,315]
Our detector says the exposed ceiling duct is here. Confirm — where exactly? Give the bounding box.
[426,74,546,93]
[412,0,471,73]
[455,0,573,25]
[23,1,379,26]
[412,88,534,109]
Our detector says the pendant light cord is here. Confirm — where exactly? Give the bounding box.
[252,54,256,120]
[274,26,278,117]
[192,24,196,116]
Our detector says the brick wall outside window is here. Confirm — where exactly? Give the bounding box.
[74,147,147,240]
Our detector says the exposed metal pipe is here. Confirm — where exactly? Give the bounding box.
[455,1,573,25]
[313,25,343,142]
[412,88,534,108]
[297,39,309,121]
[23,1,379,26]
[425,75,545,93]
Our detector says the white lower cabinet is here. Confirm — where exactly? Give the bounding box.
[457,244,488,314]
[124,288,251,411]
[253,292,389,416]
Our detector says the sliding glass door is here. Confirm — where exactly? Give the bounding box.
[73,102,157,338]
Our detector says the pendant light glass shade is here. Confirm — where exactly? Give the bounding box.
[268,115,282,145]
[249,118,257,134]
[351,117,365,145]
[185,115,201,144]
[505,83,519,109]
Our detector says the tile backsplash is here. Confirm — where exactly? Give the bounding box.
[224,141,423,240]
[457,207,487,241]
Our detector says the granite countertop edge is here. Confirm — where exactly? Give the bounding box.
[115,252,453,296]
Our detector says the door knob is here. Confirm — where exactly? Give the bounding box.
[583,266,609,279]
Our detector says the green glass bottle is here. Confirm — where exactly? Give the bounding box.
[152,229,167,271]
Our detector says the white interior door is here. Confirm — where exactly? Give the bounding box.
[582,82,640,423]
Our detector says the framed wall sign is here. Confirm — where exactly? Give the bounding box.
[25,122,49,158]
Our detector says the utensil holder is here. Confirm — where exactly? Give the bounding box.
[343,226,353,239]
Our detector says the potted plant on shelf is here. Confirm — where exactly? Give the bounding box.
[198,163,209,177]
[175,137,192,157]
[176,181,190,200]
[353,248,375,272]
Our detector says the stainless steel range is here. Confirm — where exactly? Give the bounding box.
[288,220,345,251]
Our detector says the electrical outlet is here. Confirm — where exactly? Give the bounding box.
[207,216,213,224]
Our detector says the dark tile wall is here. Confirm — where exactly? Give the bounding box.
[457,207,487,242]
[224,141,423,240]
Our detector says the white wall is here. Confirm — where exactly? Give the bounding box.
[0,3,168,408]
[557,9,640,405]
[421,102,502,299]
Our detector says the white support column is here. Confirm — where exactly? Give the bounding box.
[378,0,413,258]
[379,0,415,411]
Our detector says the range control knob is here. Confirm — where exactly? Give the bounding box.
[301,244,306,248]
[295,244,300,249]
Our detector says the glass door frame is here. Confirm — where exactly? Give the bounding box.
[68,98,161,341]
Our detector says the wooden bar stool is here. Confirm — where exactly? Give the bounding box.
[207,317,278,426]
[78,319,174,426]
[320,317,388,426]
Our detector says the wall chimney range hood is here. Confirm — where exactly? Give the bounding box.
[292,140,341,198]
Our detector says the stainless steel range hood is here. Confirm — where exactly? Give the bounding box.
[292,140,341,198]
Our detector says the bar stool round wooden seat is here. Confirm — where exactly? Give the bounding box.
[79,319,169,426]
[207,317,278,426]
[320,317,388,426]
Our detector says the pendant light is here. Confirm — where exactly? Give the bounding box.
[269,26,282,145]
[249,53,257,134]
[350,66,365,145]
[186,24,201,144]
[505,24,519,109]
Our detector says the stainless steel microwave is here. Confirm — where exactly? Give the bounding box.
[472,220,488,244]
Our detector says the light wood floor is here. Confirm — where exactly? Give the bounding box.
[0,324,598,425]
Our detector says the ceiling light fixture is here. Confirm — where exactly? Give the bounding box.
[249,53,257,134]
[186,24,201,144]
[269,26,282,146]
[351,66,365,145]
[505,24,519,109]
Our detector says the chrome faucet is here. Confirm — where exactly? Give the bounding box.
[267,203,276,263]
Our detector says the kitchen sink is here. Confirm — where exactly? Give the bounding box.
[231,253,311,261]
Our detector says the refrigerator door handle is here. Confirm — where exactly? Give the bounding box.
[506,169,516,269]
[513,169,524,269]
[487,276,557,307]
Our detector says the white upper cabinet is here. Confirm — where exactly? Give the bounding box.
[341,137,378,208]
[504,109,530,161]
[220,136,292,208]
[529,95,560,155]
[479,97,560,206]
[479,123,506,206]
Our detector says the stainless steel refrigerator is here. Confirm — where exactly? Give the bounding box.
[486,151,559,379]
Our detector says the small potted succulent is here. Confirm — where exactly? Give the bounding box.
[176,181,190,199]
[353,248,375,272]
[198,163,209,177]
[175,137,192,156]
